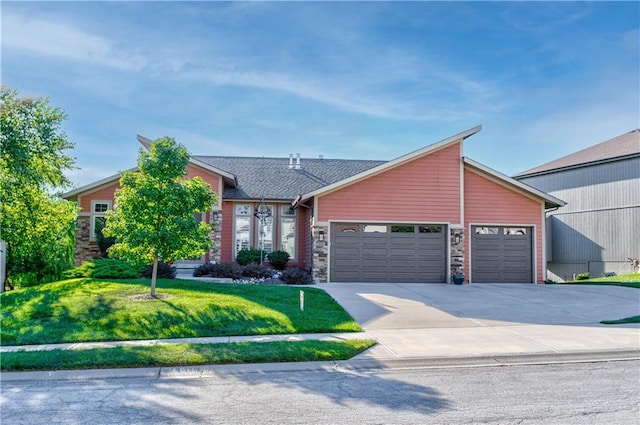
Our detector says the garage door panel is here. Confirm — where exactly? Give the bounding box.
[332,256,359,265]
[388,260,419,268]
[333,247,359,256]
[362,248,388,257]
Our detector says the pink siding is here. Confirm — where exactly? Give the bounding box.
[79,181,120,212]
[317,143,462,223]
[185,164,221,196]
[220,201,235,263]
[299,205,312,269]
[464,168,544,283]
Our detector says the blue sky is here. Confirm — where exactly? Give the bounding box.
[2,1,638,188]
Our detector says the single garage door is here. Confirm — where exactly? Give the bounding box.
[471,226,533,283]
[330,223,447,283]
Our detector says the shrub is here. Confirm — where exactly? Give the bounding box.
[92,258,144,279]
[143,261,177,279]
[575,272,590,281]
[193,263,216,277]
[242,264,275,279]
[63,258,145,279]
[267,250,290,270]
[280,266,313,285]
[210,262,244,280]
[95,218,116,258]
[236,248,266,266]
[62,261,97,279]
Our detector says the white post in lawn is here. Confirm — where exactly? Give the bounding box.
[300,290,304,311]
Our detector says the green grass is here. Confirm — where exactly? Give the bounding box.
[0,278,362,346]
[560,273,640,288]
[601,316,640,325]
[0,339,377,372]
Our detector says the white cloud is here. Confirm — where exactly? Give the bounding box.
[2,11,147,70]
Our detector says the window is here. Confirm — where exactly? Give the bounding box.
[336,224,358,233]
[475,227,499,235]
[280,206,296,259]
[419,225,442,233]
[234,204,251,258]
[504,227,527,235]
[363,224,387,233]
[90,201,111,241]
[391,225,415,233]
[257,205,274,253]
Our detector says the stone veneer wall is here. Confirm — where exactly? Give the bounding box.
[449,227,465,281]
[208,210,222,263]
[74,216,101,265]
[311,225,328,283]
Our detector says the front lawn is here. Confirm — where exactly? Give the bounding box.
[558,273,640,288]
[0,339,376,372]
[0,278,362,346]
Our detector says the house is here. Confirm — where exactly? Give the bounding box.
[514,129,640,281]
[63,126,564,284]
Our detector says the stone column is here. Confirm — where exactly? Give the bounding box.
[208,210,222,263]
[450,227,465,282]
[312,225,328,283]
[75,216,100,265]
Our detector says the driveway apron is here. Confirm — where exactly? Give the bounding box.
[317,282,640,360]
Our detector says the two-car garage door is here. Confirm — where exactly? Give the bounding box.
[330,223,446,283]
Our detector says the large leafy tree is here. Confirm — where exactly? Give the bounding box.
[0,87,77,287]
[104,137,216,297]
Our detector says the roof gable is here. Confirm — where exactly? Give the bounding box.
[464,158,565,209]
[298,125,482,202]
[515,129,640,177]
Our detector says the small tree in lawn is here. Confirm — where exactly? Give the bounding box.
[104,137,216,297]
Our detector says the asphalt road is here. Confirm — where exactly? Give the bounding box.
[2,358,638,424]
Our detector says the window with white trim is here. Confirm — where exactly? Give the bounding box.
[234,204,252,258]
[279,205,296,259]
[256,205,274,254]
[91,201,111,241]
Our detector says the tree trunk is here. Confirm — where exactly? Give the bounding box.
[150,255,159,297]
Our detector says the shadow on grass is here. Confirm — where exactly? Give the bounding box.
[1,278,360,346]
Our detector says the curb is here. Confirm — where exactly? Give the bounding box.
[2,349,638,382]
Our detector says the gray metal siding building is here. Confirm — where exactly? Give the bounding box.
[515,130,640,281]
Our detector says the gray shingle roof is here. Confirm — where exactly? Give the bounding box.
[515,129,640,177]
[193,156,386,200]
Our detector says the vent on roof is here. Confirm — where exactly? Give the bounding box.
[288,154,294,169]
[295,153,301,170]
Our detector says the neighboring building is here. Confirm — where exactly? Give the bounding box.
[515,129,640,281]
[63,126,564,284]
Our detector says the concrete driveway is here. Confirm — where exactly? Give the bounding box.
[317,282,640,360]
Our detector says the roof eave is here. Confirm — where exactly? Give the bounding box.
[514,152,640,179]
[189,156,238,187]
[138,135,238,187]
[62,167,137,199]
[299,125,482,202]
[463,158,566,208]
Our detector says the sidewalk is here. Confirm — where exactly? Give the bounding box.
[0,332,371,353]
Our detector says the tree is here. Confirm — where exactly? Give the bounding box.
[103,137,216,297]
[0,87,77,287]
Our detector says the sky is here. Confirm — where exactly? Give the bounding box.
[2,1,638,189]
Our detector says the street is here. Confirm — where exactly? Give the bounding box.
[2,359,638,424]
